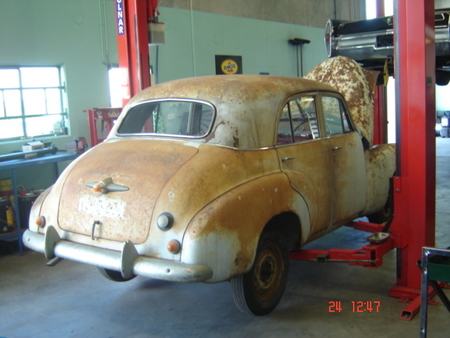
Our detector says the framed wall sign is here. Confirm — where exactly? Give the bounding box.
[215,55,243,75]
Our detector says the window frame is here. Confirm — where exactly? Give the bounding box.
[276,91,356,147]
[0,65,68,142]
[276,93,321,146]
[116,98,216,139]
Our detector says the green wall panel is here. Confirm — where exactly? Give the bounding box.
[151,7,327,83]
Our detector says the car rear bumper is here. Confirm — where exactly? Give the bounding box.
[23,227,213,283]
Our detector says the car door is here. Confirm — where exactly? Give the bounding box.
[320,95,367,226]
[275,95,334,238]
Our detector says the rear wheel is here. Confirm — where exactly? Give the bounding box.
[98,268,136,282]
[231,230,289,316]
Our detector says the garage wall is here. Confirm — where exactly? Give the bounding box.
[150,7,329,84]
[0,0,117,188]
[159,0,365,27]
[0,0,362,189]
[0,0,117,153]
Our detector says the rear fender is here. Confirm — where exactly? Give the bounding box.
[181,172,309,283]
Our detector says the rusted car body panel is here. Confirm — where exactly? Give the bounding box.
[24,57,395,289]
[305,55,379,144]
[305,56,396,214]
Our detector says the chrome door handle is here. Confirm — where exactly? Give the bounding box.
[332,146,342,151]
[282,156,296,162]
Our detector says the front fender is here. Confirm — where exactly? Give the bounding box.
[181,172,310,283]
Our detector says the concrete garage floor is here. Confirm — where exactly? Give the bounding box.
[1,139,450,338]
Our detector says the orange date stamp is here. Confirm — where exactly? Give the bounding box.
[328,301,381,313]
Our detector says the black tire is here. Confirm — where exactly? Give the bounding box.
[98,268,136,282]
[231,230,289,316]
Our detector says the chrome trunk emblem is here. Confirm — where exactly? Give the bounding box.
[85,177,129,194]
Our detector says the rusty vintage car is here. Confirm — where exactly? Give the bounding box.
[24,56,395,316]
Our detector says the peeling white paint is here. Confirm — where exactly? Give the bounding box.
[77,193,125,219]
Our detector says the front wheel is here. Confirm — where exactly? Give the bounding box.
[231,230,289,316]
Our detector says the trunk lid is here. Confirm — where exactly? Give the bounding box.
[57,139,198,243]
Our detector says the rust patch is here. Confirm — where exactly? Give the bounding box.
[304,56,378,144]
[57,139,198,243]
[182,172,305,282]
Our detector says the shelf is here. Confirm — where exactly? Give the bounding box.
[0,228,25,240]
[0,151,79,254]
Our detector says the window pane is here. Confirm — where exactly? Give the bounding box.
[46,88,62,114]
[323,96,345,135]
[0,69,20,88]
[291,96,318,141]
[4,90,22,117]
[118,100,214,137]
[23,89,46,115]
[0,66,67,142]
[25,115,66,137]
[277,104,293,144]
[20,67,60,88]
[342,111,352,132]
[0,119,24,139]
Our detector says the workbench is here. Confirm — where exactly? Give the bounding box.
[0,151,79,254]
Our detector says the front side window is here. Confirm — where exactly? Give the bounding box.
[322,96,353,136]
[0,66,68,141]
[117,100,215,137]
[277,96,318,145]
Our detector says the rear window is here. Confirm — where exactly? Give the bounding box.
[117,100,215,137]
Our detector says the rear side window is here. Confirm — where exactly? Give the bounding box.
[277,96,319,145]
[322,96,353,136]
[118,100,215,137]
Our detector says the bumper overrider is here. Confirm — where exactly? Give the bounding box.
[23,226,213,283]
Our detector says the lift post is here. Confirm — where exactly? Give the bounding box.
[115,0,158,107]
[388,0,436,319]
[372,0,388,146]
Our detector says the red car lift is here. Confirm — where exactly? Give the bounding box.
[291,0,437,321]
[290,221,396,269]
[85,108,122,147]
[389,0,436,320]
[116,0,158,106]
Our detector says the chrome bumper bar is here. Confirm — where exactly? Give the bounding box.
[23,227,213,283]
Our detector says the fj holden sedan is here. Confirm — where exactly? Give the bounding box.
[24,56,395,316]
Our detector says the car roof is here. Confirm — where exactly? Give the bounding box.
[124,75,339,149]
[129,75,338,104]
